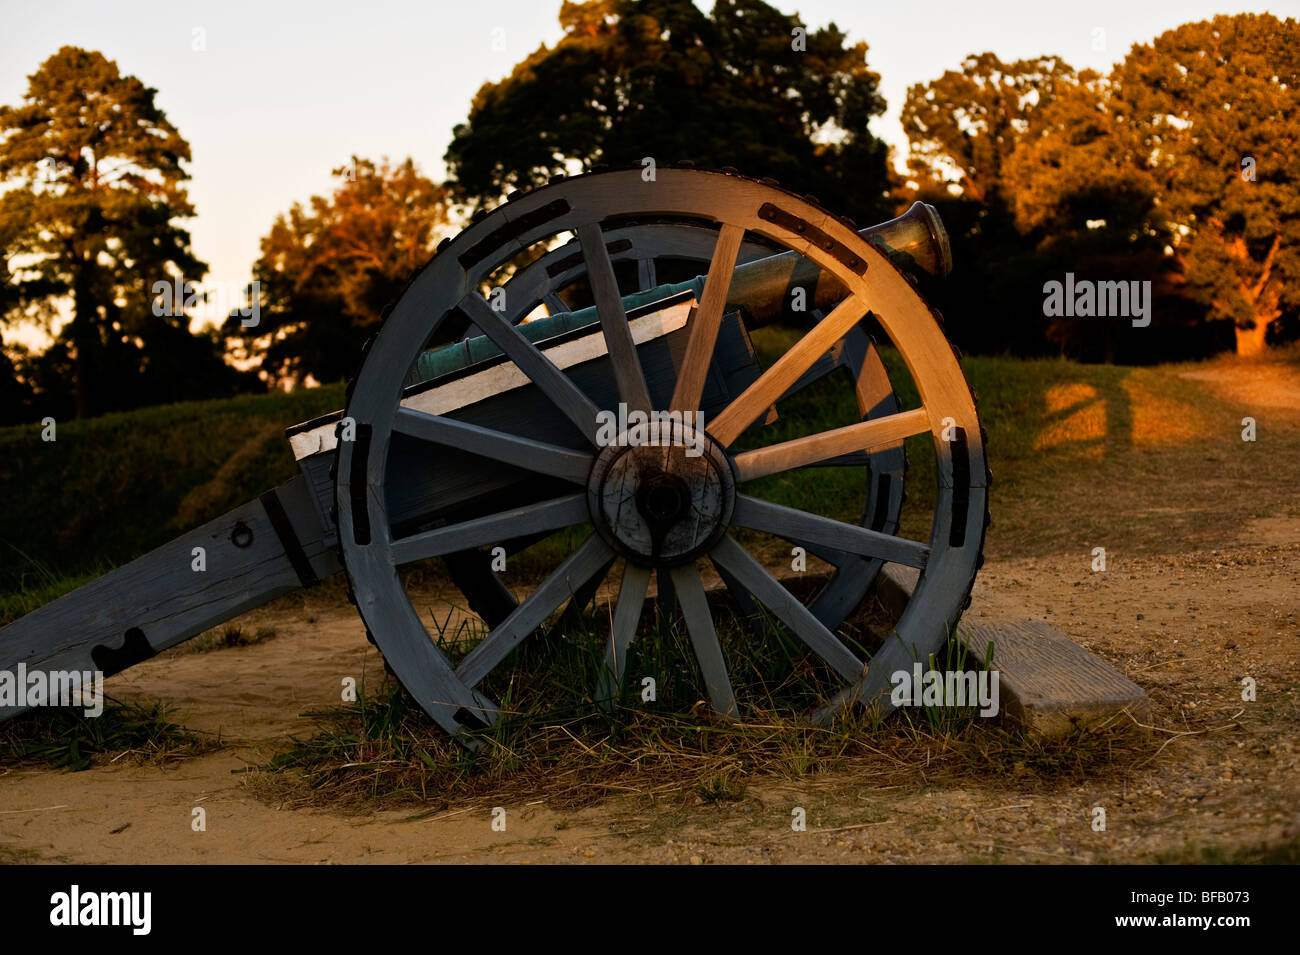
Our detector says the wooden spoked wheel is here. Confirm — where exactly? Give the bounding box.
[335,168,987,743]
[437,220,906,637]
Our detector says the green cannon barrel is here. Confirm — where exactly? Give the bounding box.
[408,201,949,388]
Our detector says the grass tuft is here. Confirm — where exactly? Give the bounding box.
[0,699,217,771]
[183,624,278,654]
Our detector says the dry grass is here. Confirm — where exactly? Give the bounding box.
[243,591,1159,814]
[243,677,1157,814]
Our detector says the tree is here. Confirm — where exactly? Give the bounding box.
[0,47,238,416]
[230,157,450,385]
[0,343,34,425]
[1008,15,1300,355]
[902,53,1080,205]
[444,0,892,224]
[1112,14,1300,354]
[1003,71,1158,236]
[999,73,1202,362]
[901,53,1095,356]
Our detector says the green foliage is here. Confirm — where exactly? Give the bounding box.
[231,157,451,386]
[445,0,892,224]
[0,47,252,417]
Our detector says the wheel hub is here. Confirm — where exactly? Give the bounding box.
[587,423,735,566]
[636,469,691,525]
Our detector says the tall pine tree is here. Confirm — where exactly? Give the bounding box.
[0,47,242,416]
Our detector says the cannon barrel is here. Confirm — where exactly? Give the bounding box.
[408,201,951,386]
[727,200,951,326]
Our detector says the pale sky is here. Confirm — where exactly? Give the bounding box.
[2,0,1294,349]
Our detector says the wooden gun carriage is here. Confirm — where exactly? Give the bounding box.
[1,168,988,745]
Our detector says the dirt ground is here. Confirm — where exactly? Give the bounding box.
[2,361,1297,864]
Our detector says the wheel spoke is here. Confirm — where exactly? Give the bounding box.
[670,224,745,413]
[670,563,738,717]
[394,407,592,484]
[707,296,867,446]
[795,451,872,468]
[390,493,588,565]
[596,561,652,709]
[733,495,929,569]
[461,293,602,443]
[577,223,652,413]
[732,407,930,482]
[456,535,615,688]
[710,535,864,684]
[543,291,567,315]
[636,257,656,291]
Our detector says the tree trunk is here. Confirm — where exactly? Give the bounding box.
[1225,232,1282,358]
[71,263,93,418]
[1235,319,1270,357]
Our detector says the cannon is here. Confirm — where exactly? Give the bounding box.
[1,167,988,744]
